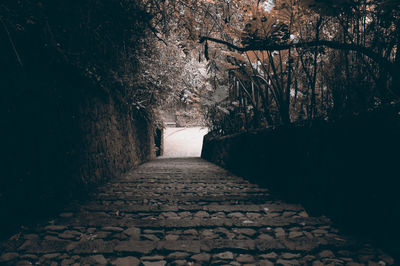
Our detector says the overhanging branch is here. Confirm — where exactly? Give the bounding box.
[199,36,396,75]
[199,36,244,51]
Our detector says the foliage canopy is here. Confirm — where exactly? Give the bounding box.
[2,0,399,133]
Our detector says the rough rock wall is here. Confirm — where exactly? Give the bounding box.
[77,90,155,186]
[201,105,400,257]
[1,67,155,238]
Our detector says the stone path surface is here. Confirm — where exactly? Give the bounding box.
[0,158,395,266]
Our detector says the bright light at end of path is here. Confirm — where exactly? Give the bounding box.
[162,127,209,158]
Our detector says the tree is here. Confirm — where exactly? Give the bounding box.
[191,0,400,132]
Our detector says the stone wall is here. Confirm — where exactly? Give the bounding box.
[154,127,164,156]
[202,105,400,256]
[1,66,155,239]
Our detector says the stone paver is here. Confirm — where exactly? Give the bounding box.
[0,158,395,265]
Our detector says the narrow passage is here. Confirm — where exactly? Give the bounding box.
[0,158,394,265]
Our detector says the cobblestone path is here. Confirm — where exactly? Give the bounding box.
[0,158,395,266]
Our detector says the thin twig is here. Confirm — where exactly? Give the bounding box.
[147,22,168,46]
[0,16,23,68]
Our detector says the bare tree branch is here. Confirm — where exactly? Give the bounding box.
[199,36,396,76]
